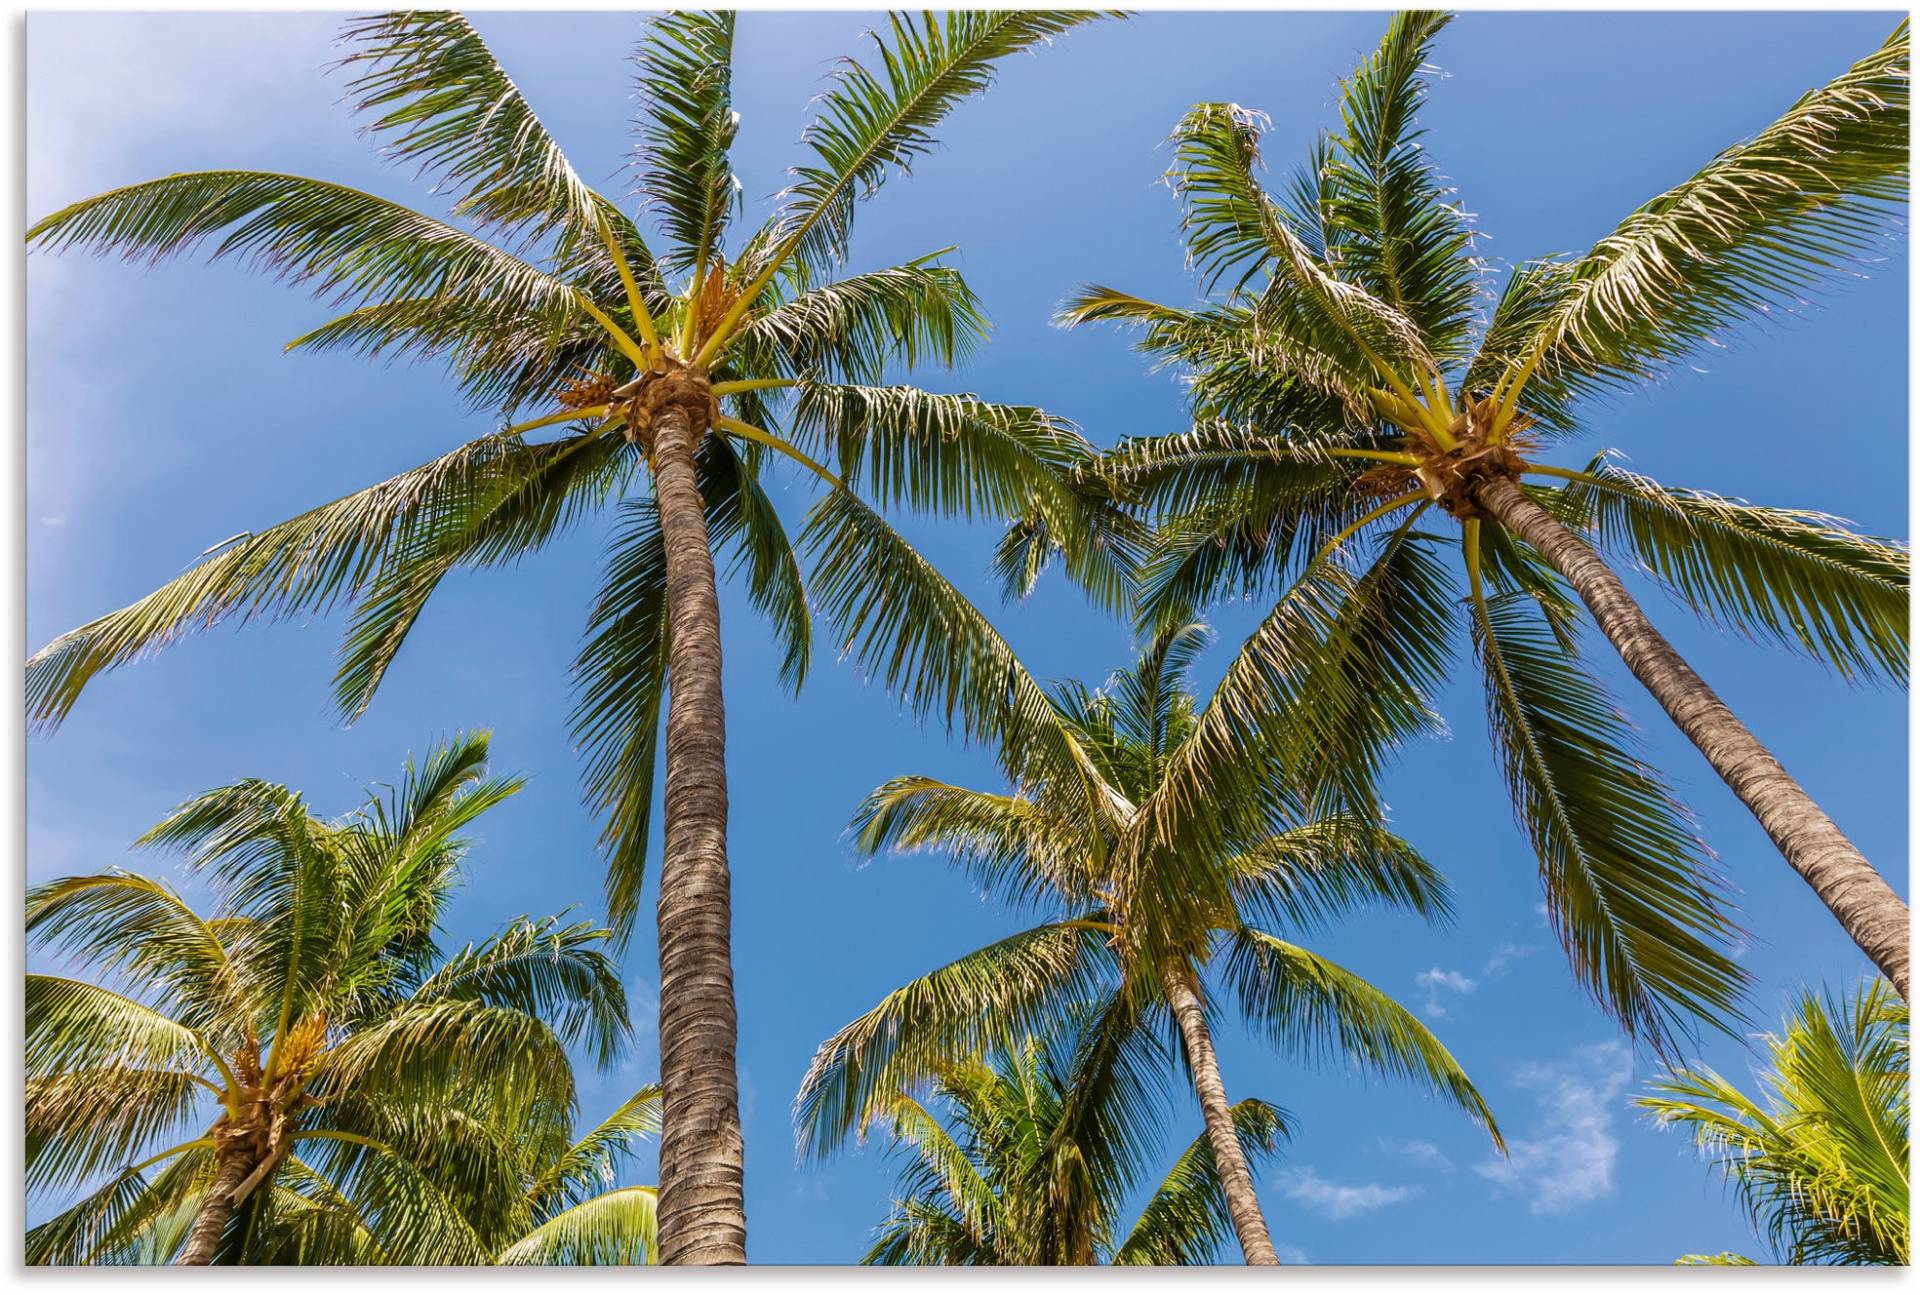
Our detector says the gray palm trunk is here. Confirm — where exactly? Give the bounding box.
[1162,968,1280,1265]
[1475,475,1911,1000]
[648,401,748,1264]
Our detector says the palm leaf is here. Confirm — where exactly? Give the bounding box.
[631,9,738,277]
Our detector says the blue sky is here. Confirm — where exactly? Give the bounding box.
[25,9,1908,1265]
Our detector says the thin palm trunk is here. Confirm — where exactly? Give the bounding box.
[648,399,747,1265]
[1476,475,1910,999]
[1162,968,1280,1265]
[177,1152,249,1266]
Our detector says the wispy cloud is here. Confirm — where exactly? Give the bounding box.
[1480,942,1537,978]
[1416,966,1476,1016]
[1278,1166,1417,1221]
[1273,1243,1311,1265]
[1476,1041,1635,1214]
[1385,1138,1456,1173]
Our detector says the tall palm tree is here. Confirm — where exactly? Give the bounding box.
[1640,980,1908,1266]
[26,733,631,1266]
[863,1019,1290,1266]
[1053,11,1910,1042]
[797,622,1501,1265]
[24,9,1127,1261]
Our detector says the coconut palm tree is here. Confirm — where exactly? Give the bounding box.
[1640,980,1909,1266]
[1051,11,1910,1043]
[26,732,631,1265]
[797,622,1501,1265]
[24,10,1129,1261]
[863,1018,1290,1266]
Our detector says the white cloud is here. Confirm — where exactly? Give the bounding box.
[1278,1166,1416,1221]
[1480,942,1537,978]
[1274,1243,1311,1265]
[1392,1139,1456,1173]
[1416,966,1476,1016]
[1476,1041,1635,1215]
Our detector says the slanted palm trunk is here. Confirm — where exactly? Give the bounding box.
[647,393,748,1265]
[1163,968,1279,1265]
[1475,475,1911,999]
[177,1152,250,1266]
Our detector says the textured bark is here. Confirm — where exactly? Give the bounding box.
[649,401,747,1264]
[1163,969,1280,1265]
[1476,475,1910,999]
[176,1153,249,1266]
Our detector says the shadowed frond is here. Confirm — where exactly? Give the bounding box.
[1553,460,1908,684]
[631,10,738,276]
[1467,582,1748,1049]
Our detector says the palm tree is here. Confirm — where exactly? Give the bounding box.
[1052,11,1910,1041]
[1639,980,1908,1266]
[797,622,1501,1265]
[24,9,1128,1261]
[863,1019,1290,1265]
[26,733,631,1265]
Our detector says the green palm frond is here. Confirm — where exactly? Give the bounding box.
[631,9,738,276]
[795,920,1116,1160]
[1640,980,1908,1265]
[1321,10,1480,359]
[734,253,988,383]
[799,488,1111,806]
[27,1069,209,1196]
[1219,927,1503,1150]
[1515,20,1908,395]
[1467,582,1748,1049]
[528,1085,661,1215]
[1225,816,1454,935]
[335,428,637,719]
[1552,460,1908,684]
[702,435,813,690]
[26,424,626,733]
[337,10,603,245]
[1168,102,1434,412]
[851,776,1098,913]
[1112,1098,1290,1266]
[499,1185,658,1265]
[26,1152,208,1266]
[25,170,570,318]
[405,917,628,1067]
[743,10,1113,293]
[24,975,217,1084]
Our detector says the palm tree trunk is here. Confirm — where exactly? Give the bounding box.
[177,1154,249,1265]
[648,400,748,1265]
[1163,968,1280,1265]
[1475,475,1910,999]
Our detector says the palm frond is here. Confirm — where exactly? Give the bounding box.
[1468,583,1748,1049]
[631,9,738,276]
[1112,1098,1290,1266]
[1225,815,1454,936]
[1516,20,1908,395]
[499,1185,658,1265]
[1219,927,1503,1149]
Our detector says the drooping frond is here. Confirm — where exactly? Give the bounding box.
[25,170,571,319]
[528,1085,662,1216]
[26,1069,209,1196]
[1551,460,1908,685]
[1225,815,1454,936]
[851,776,1099,914]
[24,975,216,1085]
[1218,927,1503,1149]
[1467,583,1748,1050]
[406,917,628,1067]
[25,424,626,733]
[1514,20,1909,395]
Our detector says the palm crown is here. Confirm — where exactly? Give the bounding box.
[862,1019,1289,1265]
[1054,11,1910,1048]
[26,733,632,1265]
[1640,980,1908,1266]
[797,621,1500,1263]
